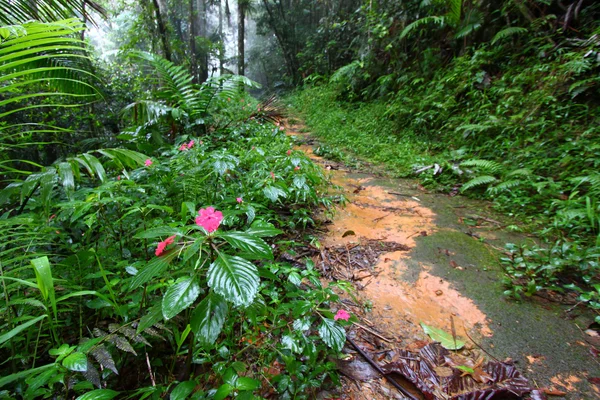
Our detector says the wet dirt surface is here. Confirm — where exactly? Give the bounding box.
[287,120,600,399]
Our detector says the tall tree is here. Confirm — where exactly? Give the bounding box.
[149,0,172,61]
[237,0,246,76]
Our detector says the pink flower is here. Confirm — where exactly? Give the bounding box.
[179,143,188,151]
[270,171,275,180]
[195,207,223,233]
[187,140,195,149]
[145,159,153,167]
[286,149,292,156]
[155,235,176,256]
[334,309,350,321]
[294,166,300,171]
[279,126,285,131]
[117,175,121,181]
[251,146,256,150]
[236,197,243,204]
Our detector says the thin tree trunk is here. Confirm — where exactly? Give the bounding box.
[219,0,225,75]
[151,0,172,61]
[189,0,198,83]
[237,0,245,76]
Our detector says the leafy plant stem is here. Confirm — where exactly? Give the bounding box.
[93,252,122,319]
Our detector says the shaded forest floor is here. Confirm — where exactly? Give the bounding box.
[286,119,600,399]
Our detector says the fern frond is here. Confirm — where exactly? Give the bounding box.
[488,179,523,194]
[400,16,447,39]
[491,27,528,45]
[462,175,497,192]
[89,343,118,375]
[460,159,503,173]
[571,173,600,196]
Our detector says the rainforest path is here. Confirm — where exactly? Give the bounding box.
[286,119,600,399]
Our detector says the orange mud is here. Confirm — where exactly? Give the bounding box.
[289,123,493,343]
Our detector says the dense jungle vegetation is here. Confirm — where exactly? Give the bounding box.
[0,0,599,398]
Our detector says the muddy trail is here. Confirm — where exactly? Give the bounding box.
[286,120,600,399]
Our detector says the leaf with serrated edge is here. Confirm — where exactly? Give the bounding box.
[130,250,178,290]
[318,318,345,352]
[62,352,88,372]
[89,344,118,375]
[162,277,201,320]
[208,253,259,308]
[219,231,273,259]
[191,292,228,346]
[109,335,137,356]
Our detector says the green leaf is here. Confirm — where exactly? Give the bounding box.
[75,389,120,400]
[0,315,47,347]
[134,227,182,239]
[219,231,273,259]
[162,277,201,320]
[263,185,287,202]
[318,318,345,352]
[31,256,56,319]
[130,250,178,290]
[208,253,259,308]
[214,383,234,400]
[137,302,163,334]
[190,293,228,346]
[170,380,196,400]
[0,364,55,388]
[420,323,465,350]
[245,220,282,238]
[236,377,260,391]
[62,352,88,372]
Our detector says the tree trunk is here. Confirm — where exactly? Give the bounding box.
[219,0,225,75]
[198,0,209,82]
[151,0,172,61]
[189,0,198,83]
[237,0,245,76]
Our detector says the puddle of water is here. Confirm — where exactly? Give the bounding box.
[291,123,492,341]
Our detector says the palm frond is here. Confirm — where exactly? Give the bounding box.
[447,0,462,27]
[0,0,106,26]
[400,16,447,39]
[491,27,528,45]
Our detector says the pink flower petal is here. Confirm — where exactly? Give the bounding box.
[236,197,243,204]
[334,309,350,321]
[144,159,153,167]
[196,207,223,233]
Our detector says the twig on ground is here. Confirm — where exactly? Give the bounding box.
[353,322,393,343]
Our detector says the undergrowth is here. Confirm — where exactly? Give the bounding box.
[0,52,352,399]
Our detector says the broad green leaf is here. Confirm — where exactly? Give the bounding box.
[263,185,287,202]
[214,383,234,400]
[420,323,465,350]
[130,250,178,290]
[58,161,74,197]
[190,292,228,346]
[219,231,273,259]
[318,318,345,352]
[208,253,259,308]
[236,377,260,391]
[281,334,302,354]
[134,227,181,239]
[31,256,56,319]
[162,277,201,320]
[245,220,282,238]
[75,389,120,400]
[0,364,55,388]
[0,315,46,346]
[137,302,163,334]
[170,380,196,400]
[62,352,88,372]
